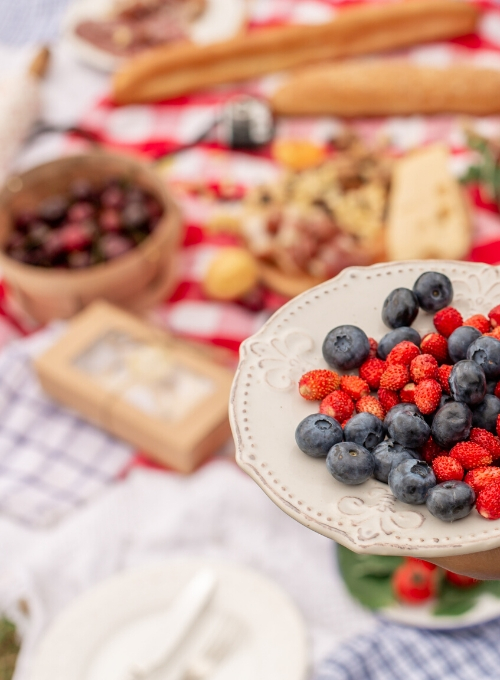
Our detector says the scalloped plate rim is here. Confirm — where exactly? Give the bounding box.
[230,259,500,558]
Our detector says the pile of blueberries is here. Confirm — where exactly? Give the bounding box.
[295,271,499,523]
[5,177,164,269]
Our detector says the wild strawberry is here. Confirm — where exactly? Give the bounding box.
[378,388,400,412]
[299,369,340,401]
[410,354,438,383]
[420,333,448,364]
[59,222,94,251]
[433,307,463,338]
[444,571,481,587]
[432,455,464,483]
[464,466,500,493]
[485,327,500,341]
[386,341,420,366]
[489,304,500,328]
[380,364,409,391]
[464,314,490,334]
[320,390,354,422]
[359,357,386,390]
[495,381,500,400]
[469,427,500,459]
[476,480,500,520]
[414,378,442,415]
[497,414,500,438]
[356,395,385,420]
[422,436,447,465]
[368,337,378,359]
[392,560,437,605]
[400,382,416,404]
[340,375,370,401]
[437,364,453,394]
[450,442,493,470]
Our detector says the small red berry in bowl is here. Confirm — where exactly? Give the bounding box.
[488,304,500,328]
[477,479,500,520]
[414,378,442,415]
[299,369,340,401]
[356,395,385,420]
[464,466,500,493]
[450,442,493,470]
[410,354,438,383]
[420,333,448,364]
[469,427,500,459]
[359,357,386,389]
[378,388,400,412]
[340,375,370,401]
[380,364,409,391]
[368,337,378,358]
[386,341,420,366]
[433,307,463,338]
[320,390,354,422]
[463,314,491,334]
[400,382,416,403]
[432,455,464,483]
[437,364,453,394]
[422,436,447,465]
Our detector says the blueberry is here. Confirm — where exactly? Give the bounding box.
[472,394,500,433]
[295,414,343,458]
[467,336,500,379]
[487,379,498,395]
[377,327,421,360]
[431,401,472,448]
[326,442,375,485]
[387,409,430,449]
[389,460,436,505]
[449,360,486,405]
[439,394,454,409]
[37,195,69,224]
[413,272,453,313]
[382,288,419,329]
[426,481,475,522]
[322,325,370,370]
[343,413,385,452]
[448,326,481,364]
[372,440,419,483]
[384,403,420,430]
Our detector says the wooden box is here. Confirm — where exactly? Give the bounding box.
[35,301,233,473]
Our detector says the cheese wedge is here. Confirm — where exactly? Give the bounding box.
[386,144,471,261]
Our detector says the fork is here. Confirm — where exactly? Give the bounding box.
[182,618,241,680]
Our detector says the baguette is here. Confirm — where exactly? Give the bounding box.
[271,61,500,117]
[113,0,480,104]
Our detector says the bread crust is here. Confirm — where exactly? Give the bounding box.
[113,0,480,104]
[272,61,500,117]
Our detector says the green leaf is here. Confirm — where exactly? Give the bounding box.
[479,579,500,598]
[434,579,478,617]
[336,545,403,611]
[0,617,19,680]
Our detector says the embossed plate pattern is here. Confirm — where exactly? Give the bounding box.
[230,261,500,558]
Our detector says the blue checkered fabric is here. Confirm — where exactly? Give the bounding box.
[0,0,72,46]
[315,617,500,680]
[0,327,133,527]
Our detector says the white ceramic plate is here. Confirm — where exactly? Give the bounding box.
[31,558,308,680]
[230,260,500,559]
[379,594,500,629]
[63,0,247,72]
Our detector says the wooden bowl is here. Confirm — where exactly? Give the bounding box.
[0,152,183,323]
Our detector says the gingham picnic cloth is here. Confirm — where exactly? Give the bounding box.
[316,614,500,680]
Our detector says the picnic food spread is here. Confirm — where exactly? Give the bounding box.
[75,0,206,57]
[295,271,500,524]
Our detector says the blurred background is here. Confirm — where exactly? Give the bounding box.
[1,1,500,680]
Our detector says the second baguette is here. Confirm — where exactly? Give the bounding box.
[113,0,480,104]
[271,61,500,117]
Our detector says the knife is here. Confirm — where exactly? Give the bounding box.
[123,568,217,680]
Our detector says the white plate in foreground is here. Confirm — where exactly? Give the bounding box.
[230,260,500,558]
[31,558,308,680]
